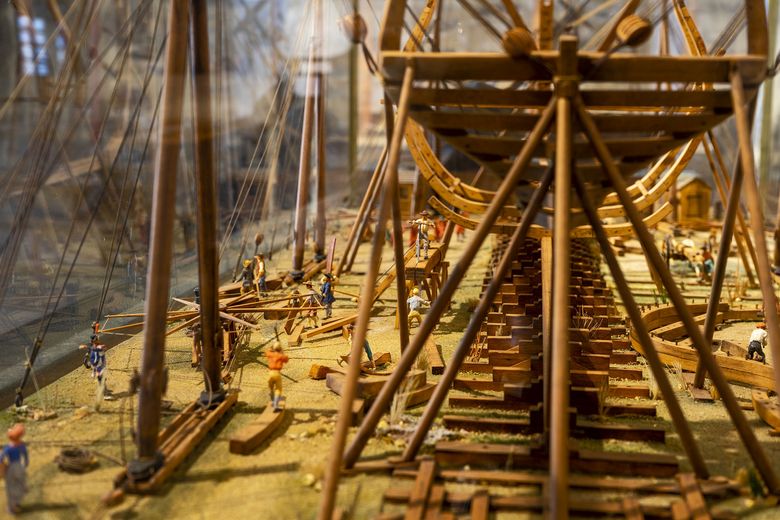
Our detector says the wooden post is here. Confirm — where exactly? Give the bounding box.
[343,98,558,469]
[730,69,780,407]
[692,148,744,388]
[384,95,410,349]
[291,1,320,280]
[344,164,387,273]
[574,92,780,494]
[190,0,222,400]
[401,167,554,462]
[134,0,189,468]
[336,147,387,277]
[549,35,577,519]
[571,169,709,479]
[348,0,359,207]
[317,63,415,520]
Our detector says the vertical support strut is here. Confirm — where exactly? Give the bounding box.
[317,63,416,520]
[549,34,577,519]
[384,95,410,350]
[574,90,780,494]
[190,0,223,403]
[342,98,557,469]
[730,69,780,405]
[133,0,190,471]
[402,166,554,462]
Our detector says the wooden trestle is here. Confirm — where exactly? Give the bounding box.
[353,237,741,518]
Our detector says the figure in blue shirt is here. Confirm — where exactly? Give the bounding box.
[2,423,28,515]
[320,273,336,319]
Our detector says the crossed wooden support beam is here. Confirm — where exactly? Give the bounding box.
[318,36,780,520]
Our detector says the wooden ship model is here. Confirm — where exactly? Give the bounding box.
[0,0,779,518]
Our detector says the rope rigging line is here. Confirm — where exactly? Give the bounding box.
[15,1,164,405]
[0,0,156,313]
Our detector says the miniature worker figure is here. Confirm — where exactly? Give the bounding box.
[746,323,768,363]
[343,324,375,369]
[1,423,28,515]
[303,281,321,329]
[265,342,289,412]
[410,210,433,260]
[80,335,108,390]
[254,254,268,296]
[320,273,336,319]
[238,259,253,294]
[407,287,429,329]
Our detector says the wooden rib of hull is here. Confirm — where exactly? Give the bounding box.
[631,304,776,391]
[429,196,672,239]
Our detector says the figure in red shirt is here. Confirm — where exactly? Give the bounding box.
[265,342,289,412]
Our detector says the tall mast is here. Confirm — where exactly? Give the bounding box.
[130,0,190,476]
[291,0,322,279]
[313,0,326,261]
[191,0,224,402]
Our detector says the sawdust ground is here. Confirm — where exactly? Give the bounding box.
[1,228,779,519]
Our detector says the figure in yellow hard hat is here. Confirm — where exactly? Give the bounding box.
[409,210,433,260]
[406,287,429,329]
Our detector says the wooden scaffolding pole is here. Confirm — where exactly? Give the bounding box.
[317,63,415,520]
[190,0,223,401]
[133,0,190,468]
[343,98,558,469]
[401,166,554,462]
[571,169,709,479]
[730,70,780,404]
[384,95,409,349]
[574,93,780,494]
[549,35,576,518]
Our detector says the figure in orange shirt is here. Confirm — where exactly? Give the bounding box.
[265,342,289,412]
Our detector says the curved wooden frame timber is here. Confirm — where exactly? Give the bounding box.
[429,195,673,239]
[631,303,776,391]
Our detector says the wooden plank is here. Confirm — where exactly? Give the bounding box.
[423,484,445,520]
[122,391,239,493]
[424,339,444,375]
[609,367,644,380]
[575,420,665,443]
[604,403,657,417]
[405,459,436,520]
[229,401,286,455]
[676,473,712,520]
[752,390,780,430]
[381,52,766,84]
[433,442,678,477]
[414,110,723,135]
[470,490,489,520]
[608,385,651,399]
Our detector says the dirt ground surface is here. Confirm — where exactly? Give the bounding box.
[2,226,779,519]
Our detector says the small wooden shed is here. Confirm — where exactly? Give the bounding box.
[674,172,712,227]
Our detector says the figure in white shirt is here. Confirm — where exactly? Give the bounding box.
[746,322,767,363]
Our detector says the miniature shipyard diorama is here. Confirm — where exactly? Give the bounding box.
[2,0,780,518]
